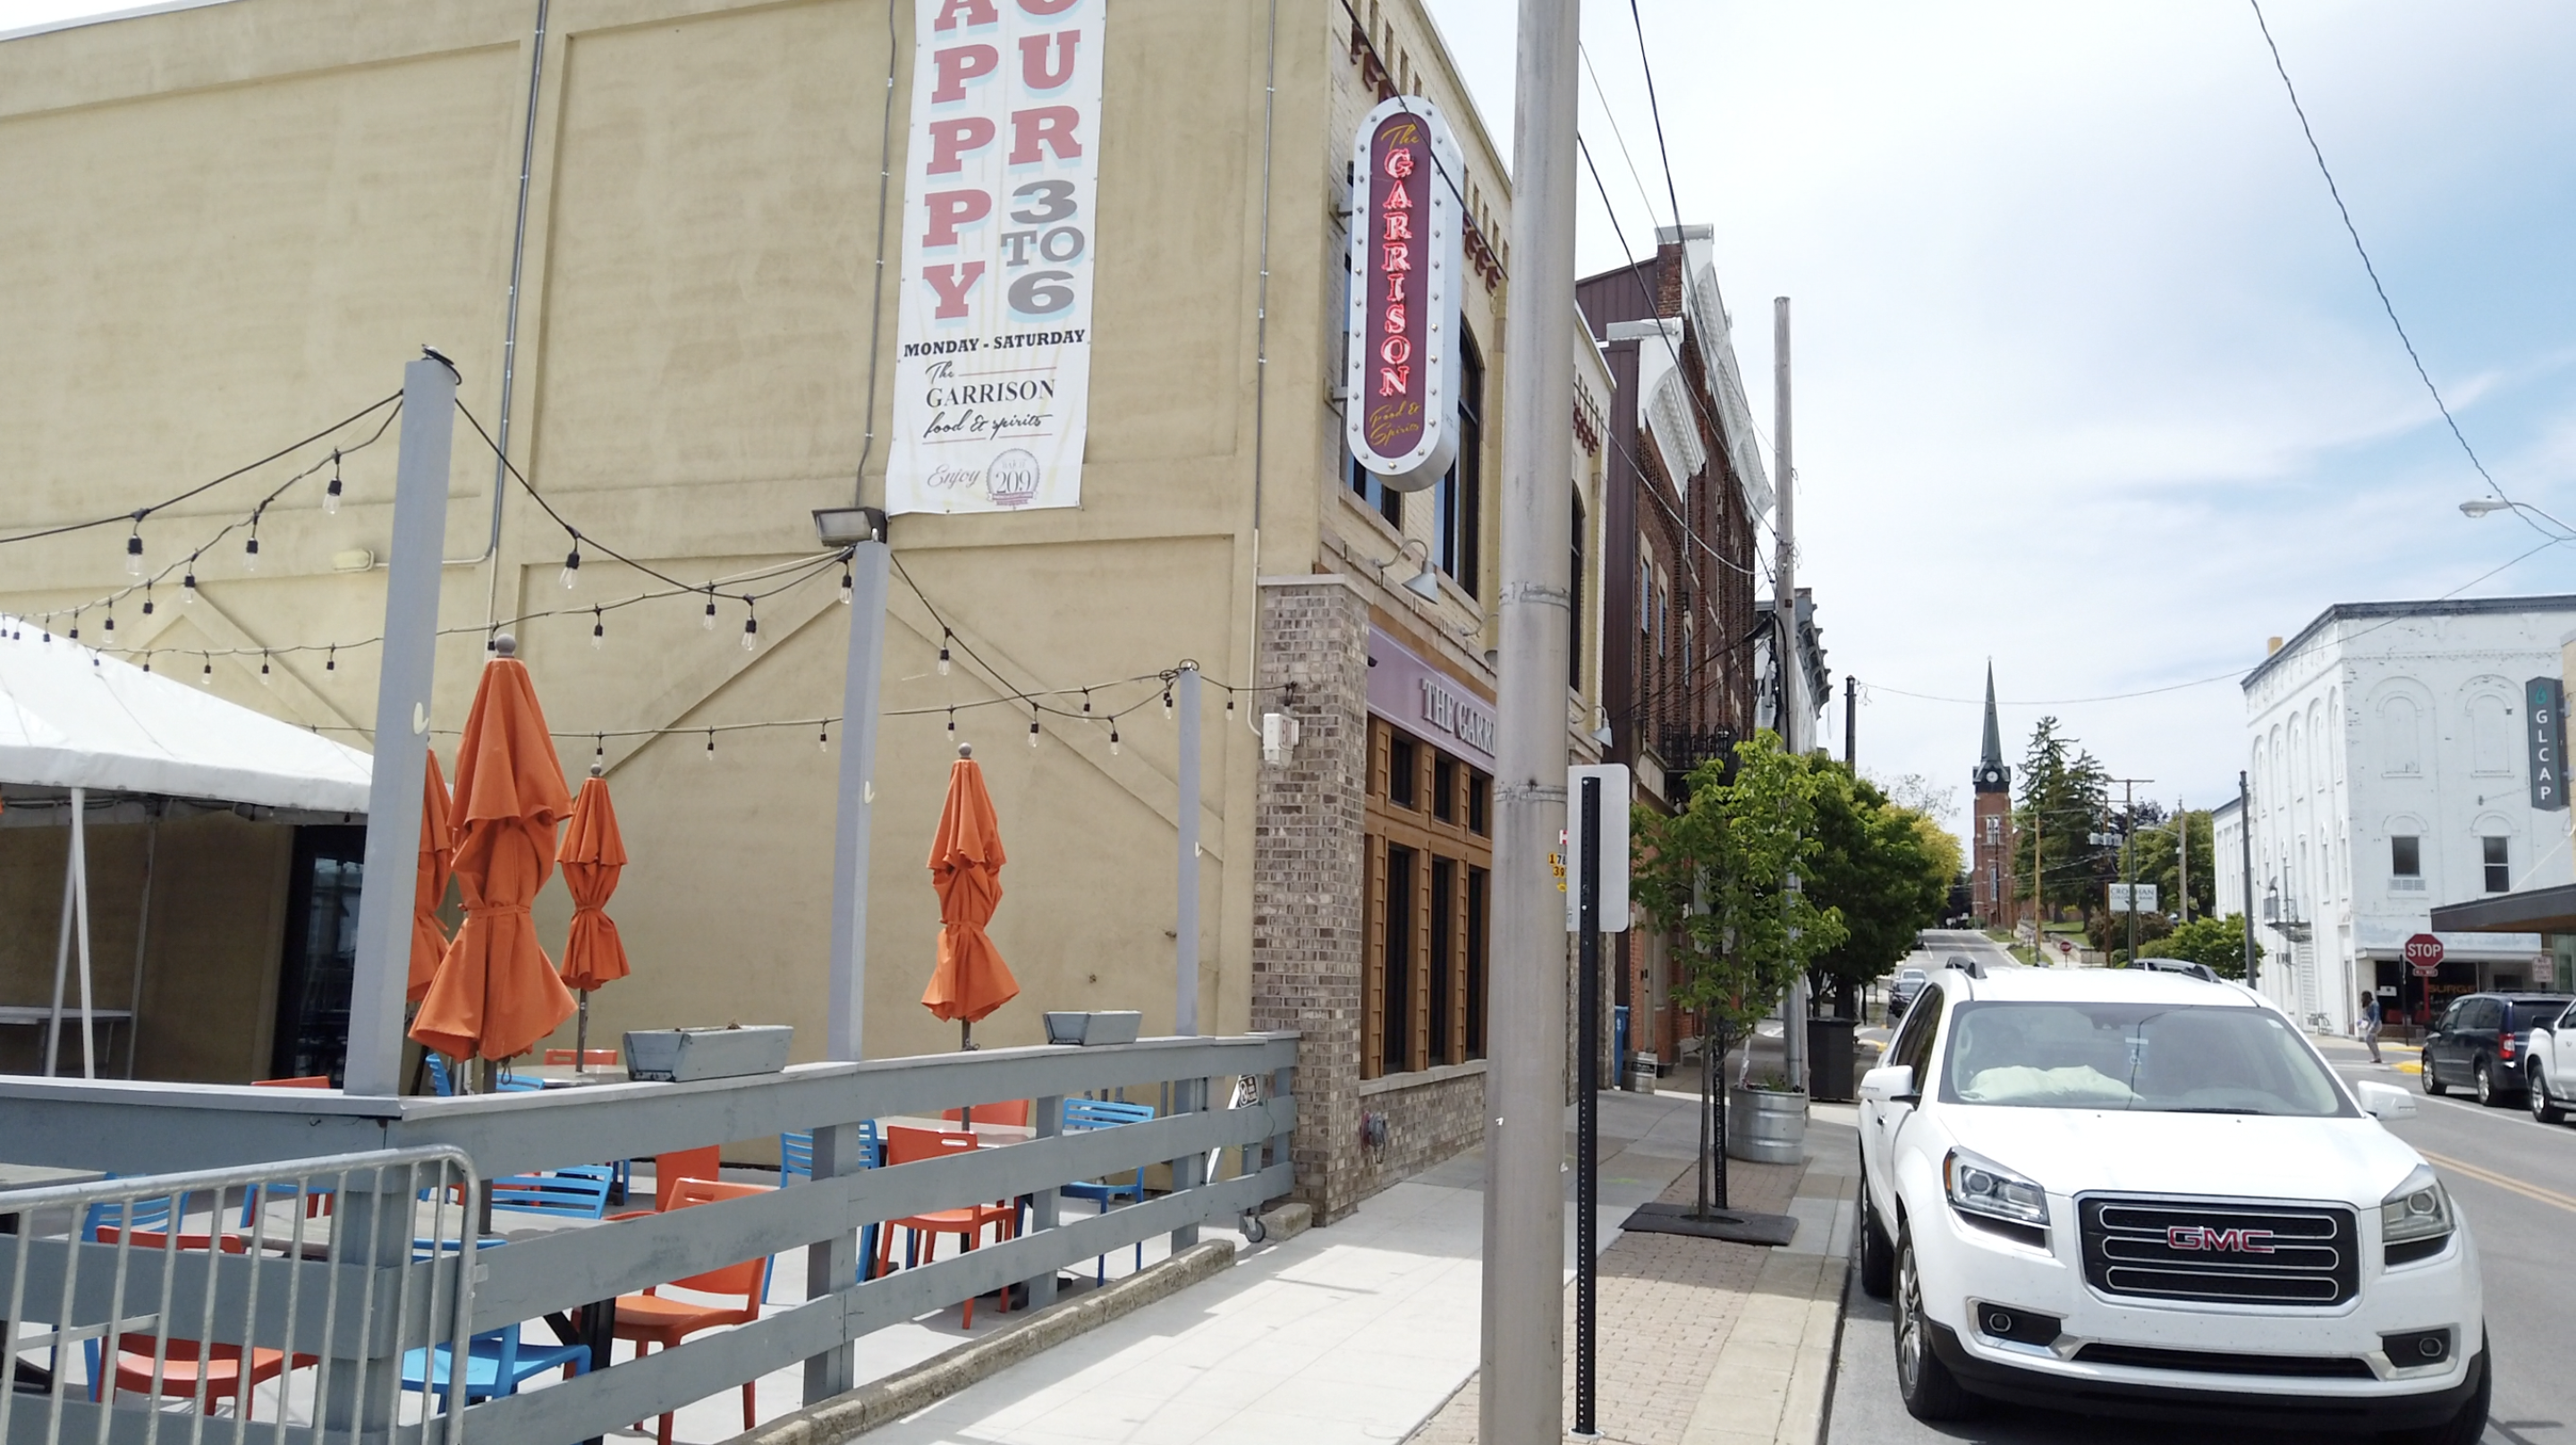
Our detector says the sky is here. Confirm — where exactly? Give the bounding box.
[1415,0,2576,841]
[7,0,2573,849]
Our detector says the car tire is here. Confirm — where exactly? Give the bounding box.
[2423,1056,2447,1095]
[1856,1178,1894,1300]
[2379,1333,2488,1445]
[2534,1068,2565,1124]
[2474,1057,2498,1107]
[1894,1225,1977,1422]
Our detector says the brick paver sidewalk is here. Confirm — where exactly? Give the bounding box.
[1408,1115,1851,1445]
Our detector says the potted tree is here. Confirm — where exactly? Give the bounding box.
[1634,731,1844,1211]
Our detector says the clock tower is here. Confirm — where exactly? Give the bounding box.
[1970,664,2016,926]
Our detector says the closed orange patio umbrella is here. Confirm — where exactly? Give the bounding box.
[557,764,630,1069]
[411,637,578,1064]
[407,747,456,1004]
[921,743,1017,1048]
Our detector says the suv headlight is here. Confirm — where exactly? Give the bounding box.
[2380,1164,2454,1257]
[1945,1147,2049,1230]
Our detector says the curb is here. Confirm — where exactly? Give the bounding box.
[730,1223,1266,1445]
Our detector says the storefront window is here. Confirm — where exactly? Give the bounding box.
[1364,718,1495,1078]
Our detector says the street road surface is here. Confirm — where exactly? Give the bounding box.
[1826,1034,2563,1444]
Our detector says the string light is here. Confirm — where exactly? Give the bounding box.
[1163,687,1174,721]
[140,582,153,617]
[945,707,956,740]
[324,449,343,515]
[938,628,952,676]
[560,531,581,590]
[242,510,261,573]
[200,656,212,687]
[65,613,79,643]
[594,734,606,769]
[702,589,717,631]
[102,606,114,638]
[591,606,605,649]
[258,651,272,686]
[124,521,144,576]
[182,556,199,604]
[1081,689,1092,715]
[839,562,852,605]
[818,723,830,752]
[1029,710,1040,748]
[741,596,758,653]
[1109,722,1121,756]
[325,645,336,672]
[704,729,716,761]
[140,656,151,673]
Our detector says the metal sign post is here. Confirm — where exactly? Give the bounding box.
[1567,764,1630,1439]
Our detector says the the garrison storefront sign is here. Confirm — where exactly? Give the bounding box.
[1343,95,1462,493]
[889,0,1105,515]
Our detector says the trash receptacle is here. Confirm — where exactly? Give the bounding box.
[1628,1051,1660,1094]
[1807,1016,1857,1102]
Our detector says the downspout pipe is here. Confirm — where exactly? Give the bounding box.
[452,0,550,594]
[1244,0,1278,734]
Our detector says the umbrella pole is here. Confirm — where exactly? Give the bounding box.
[576,990,590,1072]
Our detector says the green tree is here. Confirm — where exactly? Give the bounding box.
[1633,731,1847,1212]
[2138,914,2262,979]
[1806,762,1953,1014]
[2011,717,2112,917]
[2130,810,2217,920]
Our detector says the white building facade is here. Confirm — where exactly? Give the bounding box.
[2240,597,2576,1035]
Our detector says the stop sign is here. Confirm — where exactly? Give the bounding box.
[2403,934,2446,977]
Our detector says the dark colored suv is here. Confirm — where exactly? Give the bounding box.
[2424,992,2573,1105]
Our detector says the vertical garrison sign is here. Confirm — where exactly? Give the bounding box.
[888,0,1105,516]
[2529,676,2568,810]
[1344,96,1463,493]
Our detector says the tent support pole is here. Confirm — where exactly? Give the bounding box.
[343,355,461,1098]
[45,815,73,1077]
[126,815,157,1078]
[72,787,96,1079]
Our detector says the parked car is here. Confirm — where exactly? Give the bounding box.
[1888,967,1930,1019]
[1856,963,2486,1441]
[2419,993,2571,1107]
[2513,996,2576,1123]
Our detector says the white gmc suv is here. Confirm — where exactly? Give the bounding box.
[1857,960,2487,1441]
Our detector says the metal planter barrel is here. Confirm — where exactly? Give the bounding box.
[1725,1085,1808,1163]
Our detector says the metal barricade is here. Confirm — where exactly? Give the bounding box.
[2,1147,480,1445]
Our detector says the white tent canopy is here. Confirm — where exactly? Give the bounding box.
[0,619,372,813]
[2,618,375,1079]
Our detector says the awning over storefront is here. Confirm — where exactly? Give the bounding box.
[2430,885,2576,935]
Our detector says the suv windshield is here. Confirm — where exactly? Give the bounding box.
[1938,1001,2351,1117]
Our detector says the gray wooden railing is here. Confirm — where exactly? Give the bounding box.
[0,1032,1299,1445]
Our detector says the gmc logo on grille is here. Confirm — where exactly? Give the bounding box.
[2165,1225,2276,1254]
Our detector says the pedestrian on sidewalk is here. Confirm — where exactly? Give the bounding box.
[2360,992,2384,1064]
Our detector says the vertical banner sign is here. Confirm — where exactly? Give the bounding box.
[1344,96,1462,493]
[2529,676,2568,811]
[888,0,1106,516]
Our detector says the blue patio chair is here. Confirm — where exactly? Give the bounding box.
[1061,1098,1157,1283]
[487,1165,616,1221]
[427,1053,456,1097]
[402,1238,590,1406]
[780,1123,883,1296]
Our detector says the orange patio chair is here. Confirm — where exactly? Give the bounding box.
[874,1127,1017,1328]
[543,1049,619,1066]
[88,1230,316,1418]
[939,1099,1030,1128]
[614,1179,773,1445]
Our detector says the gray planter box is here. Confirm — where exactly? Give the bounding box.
[1044,1010,1142,1046]
[623,1025,792,1082]
[1725,1085,1808,1164]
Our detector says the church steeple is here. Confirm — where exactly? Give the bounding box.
[1973,663,2010,793]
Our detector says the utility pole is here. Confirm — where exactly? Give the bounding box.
[2239,771,2258,987]
[2176,796,2190,925]
[1480,0,1578,1440]
[1844,675,1856,767]
[2112,779,2153,963]
[1774,296,1807,1086]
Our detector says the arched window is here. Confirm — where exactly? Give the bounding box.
[2308,702,2327,790]
[2380,696,2421,776]
[2469,692,2513,776]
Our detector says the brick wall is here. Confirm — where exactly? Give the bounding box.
[1250,577,1371,1222]
[1353,1062,1487,1198]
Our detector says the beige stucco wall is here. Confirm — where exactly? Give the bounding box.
[0,0,1589,1070]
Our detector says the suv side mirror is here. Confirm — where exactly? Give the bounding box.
[2355,1081,2417,1121]
[1860,1064,1917,1104]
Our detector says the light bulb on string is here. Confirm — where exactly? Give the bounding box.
[324,450,343,514]
[741,597,758,653]
[258,652,271,686]
[140,655,151,674]
[1224,692,1235,715]
[1029,711,1040,748]
[703,590,717,630]
[839,564,852,605]
[1081,689,1092,715]
[200,656,213,687]
[1109,722,1121,756]
[242,516,260,573]
[818,724,830,752]
[560,535,581,590]
[102,608,114,638]
[66,613,80,644]
[591,607,605,649]
[938,629,952,677]
[325,645,336,672]
[945,707,956,741]
[182,557,199,604]
[705,729,716,761]
[124,524,144,577]
[594,735,606,769]
[1163,688,1174,721]
[140,583,154,617]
